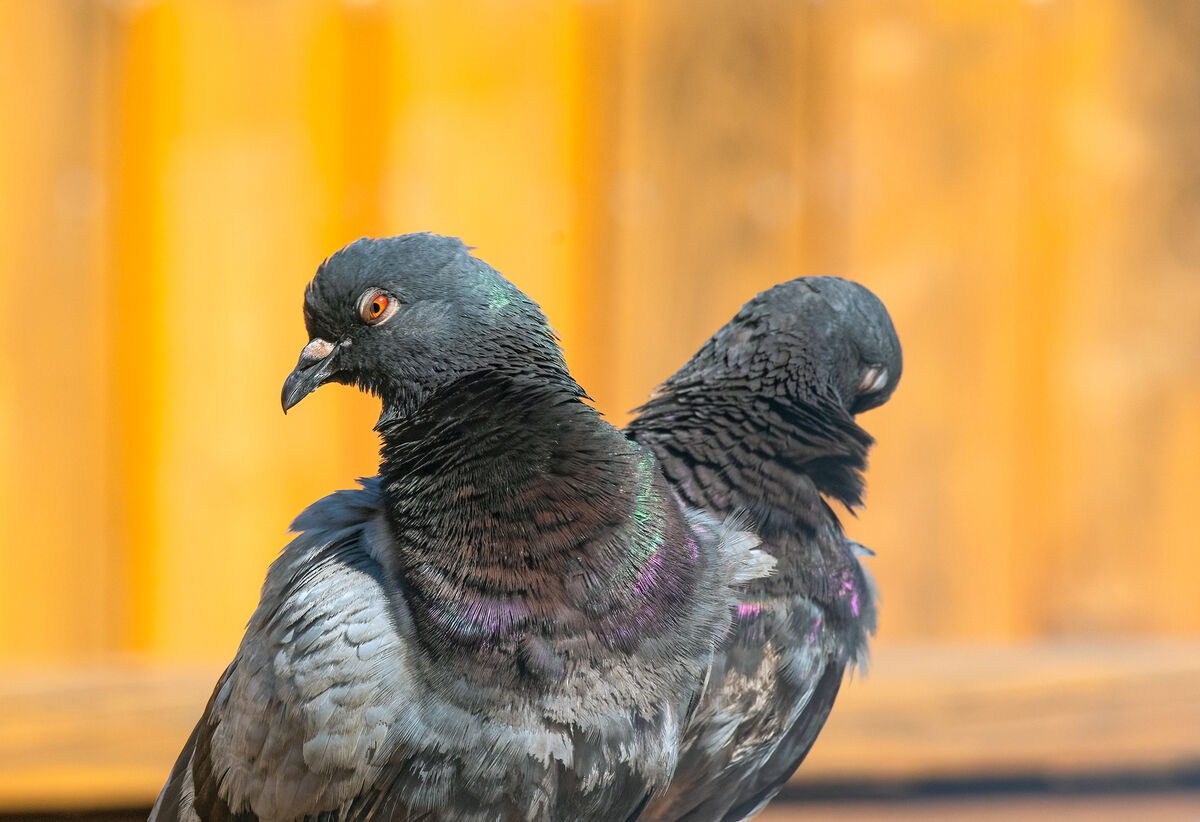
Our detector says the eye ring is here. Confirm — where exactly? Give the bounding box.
[358,288,398,326]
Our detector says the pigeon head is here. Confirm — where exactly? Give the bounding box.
[674,277,902,415]
[795,277,902,413]
[282,233,574,418]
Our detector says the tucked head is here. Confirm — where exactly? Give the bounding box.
[282,234,572,418]
[667,277,902,415]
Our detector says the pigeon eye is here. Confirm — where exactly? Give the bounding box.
[858,365,888,394]
[358,288,397,326]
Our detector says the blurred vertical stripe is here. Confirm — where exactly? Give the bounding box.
[1,0,1198,662]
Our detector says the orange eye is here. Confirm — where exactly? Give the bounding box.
[358,288,396,325]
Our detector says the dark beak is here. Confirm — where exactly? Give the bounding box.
[282,338,342,413]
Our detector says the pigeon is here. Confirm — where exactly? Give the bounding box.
[626,277,902,822]
[149,233,773,822]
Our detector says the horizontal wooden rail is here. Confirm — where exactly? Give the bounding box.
[799,640,1200,782]
[2,640,1198,811]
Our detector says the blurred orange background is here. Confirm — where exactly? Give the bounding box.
[2,0,1199,813]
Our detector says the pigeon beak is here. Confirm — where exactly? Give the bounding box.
[282,338,342,413]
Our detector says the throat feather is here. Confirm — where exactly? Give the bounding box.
[374,374,701,656]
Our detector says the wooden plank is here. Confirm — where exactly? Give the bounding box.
[1047,0,1200,637]
[759,793,1200,822]
[604,0,817,425]
[829,0,1055,643]
[2,642,1198,810]
[96,0,594,660]
[0,1,115,656]
[0,665,218,810]
[838,0,1200,644]
[377,1,588,376]
[2,0,1200,692]
[799,641,1200,781]
[103,0,385,660]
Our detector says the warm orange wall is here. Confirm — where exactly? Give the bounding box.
[1,0,1197,662]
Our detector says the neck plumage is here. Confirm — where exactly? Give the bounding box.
[628,378,873,544]
[376,372,700,668]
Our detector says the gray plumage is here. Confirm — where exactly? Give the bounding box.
[150,234,772,822]
[627,277,902,822]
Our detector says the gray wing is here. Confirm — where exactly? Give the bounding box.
[677,545,875,822]
[150,480,427,821]
[714,662,844,822]
[714,543,876,822]
[638,591,840,822]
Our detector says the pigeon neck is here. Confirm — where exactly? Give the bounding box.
[629,383,873,540]
[375,372,702,663]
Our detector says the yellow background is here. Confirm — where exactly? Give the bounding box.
[1,0,1199,808]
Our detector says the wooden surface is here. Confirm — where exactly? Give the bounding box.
[2,0,1199,663]
[760,793,1200,821]
[801,641,1200,781]
[2,641,1199,811]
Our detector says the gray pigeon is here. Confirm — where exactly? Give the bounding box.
[149,234,772,822]
[627,277,902,822]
